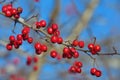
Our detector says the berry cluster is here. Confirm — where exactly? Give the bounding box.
[72,39,84,48]
[90,68,102,77]
[36,20,46,28]
[69,61,83,73]
[63,47,79,59]
[26,55,39,71]
[47,24,63,44]
[34,42,47,55]
[88,43,101,55]
[2,4,22,19]
[6,26,33,50]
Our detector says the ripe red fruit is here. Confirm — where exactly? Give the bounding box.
[6,44,12,51]
[34,42,41,50]
[27,37,33,44]
[17,7,23,14]
[22,34,29,40]
[51,24,58,31]
[2,5,7,13]
[78,41,84,48]
[22,27,30,35]
[36,22,41,28]
[95,70,102,77]
[47,27,53,34]
[13,41,19,49]
[75,61,83,68]
[50,36,58,43]
[57,37,63,44]
[5,10,12,17]
[9,35,15,42]
[14,14,20,19]
[69,66,76,73]
[73,52,79,58]
[39,20,46,27]
[50,50,57,58]
[33,66,38,71]
[76,68,82,73]
[35,49,42,55]
[6,4,12,10]
[94,45,101,52]
[11,8,17,15]
[16,40,22,45]
[26,56,32,65]
[88,43,94,50]
[63,47,70,54]
[33,56,39,63]
[17,34,23,40]
[53,30,60,36]
[41,44,47,52]
[90,68,97,75]
[91,50,97,55]
[69,47,76,53]
[72,40,78,47]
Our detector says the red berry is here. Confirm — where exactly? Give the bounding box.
[75,61,83,68]
[94,45,101,52]
[6,4,12,10]
[14,14,20,19]
[47,27,53,34]
[95,70,102,77]
[50,50,57,58]
[35,49,42,55]
[16,40,22,45]
[69,66,76,73]
[67,53,72,59]
[36,22,41,28]
[78,41,84,48]
[6,44,12,51]
[53,30,60,36]
[90,68,97,75]
[13,41,19,49]
[63,47,70,54]
[26,56,32,65]
[39,20,46,27]
[34,42,41,50]
[72,40,78,47]
[51,24,58,31]
[57,37,63,44]
[17,7,23,14]
[91,50,97,55]
[27,37,33,44]
[33,66,38,71]
[5,10,12,17]
[41,44,47,52]
[22,27,30,35]
[33,56,39,63]
[22,34,29,40]
[73,52,79,58]
[9,35,15,42]
[69,47,76,53]
[50,36,58,43]
[11,8,17,15]
[2,5,7,13]
[17,34,23,40]
[88,43,94,50]
[76,68,82,73]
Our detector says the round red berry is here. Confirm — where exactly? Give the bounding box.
[47,27,53,34]
[6,4,12,10]
[5,10,12,17]
[35,49,42,55]
[6,44,12,51]
[69,66,76,73]
[36,22,41,28]
[50,50,57,58]
[63,47,70,54]
[2,5,7,13]
[33,56,39,63]
[34,42,41,50]
[75,61,83,68]
[78,41,84,48]
[41,44,47,52]
[14,14,20,19]
[72,40,79,47]
[17,34,23,40]
[90,68,97,75]
[57,37,63,44]
[11,8,17,15]
[9,35,15,42]
[51,24,58,31]
[39,20,46,27]
[94,45,101,52]
[27,37,33,44]
[76,68,82,73]
[88,43,94,50]
[50,36,58,43]
[73,52,79,58]
[95,70,102,77]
